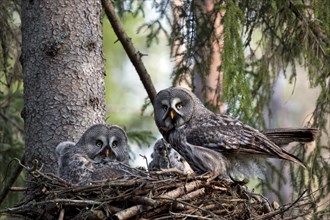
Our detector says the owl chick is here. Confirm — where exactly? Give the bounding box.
[154,87,306,180]
[56,124,135,185]
[148,138,192,173]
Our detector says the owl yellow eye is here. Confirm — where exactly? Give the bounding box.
[112,141,118,148]
[96,140,103,147]
[176,103,183,110]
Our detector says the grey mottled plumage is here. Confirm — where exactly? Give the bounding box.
[148,139,191,173]
[154,87,306,179]
[56,124,139,184]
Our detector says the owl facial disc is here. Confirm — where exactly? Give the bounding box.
[90,142,114,161]
[160,97,185,131]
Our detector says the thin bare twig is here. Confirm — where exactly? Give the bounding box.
[0,156,25,205]
[169,211,215,220]
[58,209,65,220]
[0,112,25,206]
[254,190,308,220]
[113,204,147,220]
[9,187,26,191]
[0,199,102,214]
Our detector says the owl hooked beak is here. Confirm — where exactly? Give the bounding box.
[161,108,178,131]
[104,148,110,157]
[170,109,176,120]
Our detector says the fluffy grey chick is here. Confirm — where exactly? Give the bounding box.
[148,139,192,173]
[56,124,136,185]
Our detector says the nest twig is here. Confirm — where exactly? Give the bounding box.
[0,159,314,220]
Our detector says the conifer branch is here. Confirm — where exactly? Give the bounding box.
[101,0,157,105]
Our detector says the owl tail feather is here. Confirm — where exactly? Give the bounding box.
[263,128,318,146]
[280,151,306,168]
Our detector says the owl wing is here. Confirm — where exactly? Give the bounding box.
[56,141,94,184]
[56,141,75,161]
[186,114,294,158]
[56,141,76,176]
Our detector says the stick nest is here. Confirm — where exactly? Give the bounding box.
[1,160,313,220]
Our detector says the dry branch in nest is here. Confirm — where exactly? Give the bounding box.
[0,160,314,220]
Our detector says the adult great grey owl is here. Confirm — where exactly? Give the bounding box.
[153,87,306,179]
[56,124,137,185]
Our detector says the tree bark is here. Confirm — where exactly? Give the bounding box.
[193,0,225,114]
[21,0,105,176]
[172,0,225,113]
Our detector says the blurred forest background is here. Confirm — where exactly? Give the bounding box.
[0,0,329,218]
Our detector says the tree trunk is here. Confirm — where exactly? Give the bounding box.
[21,0,105,176]
[172,0,225,113]
[193,0,225,114]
